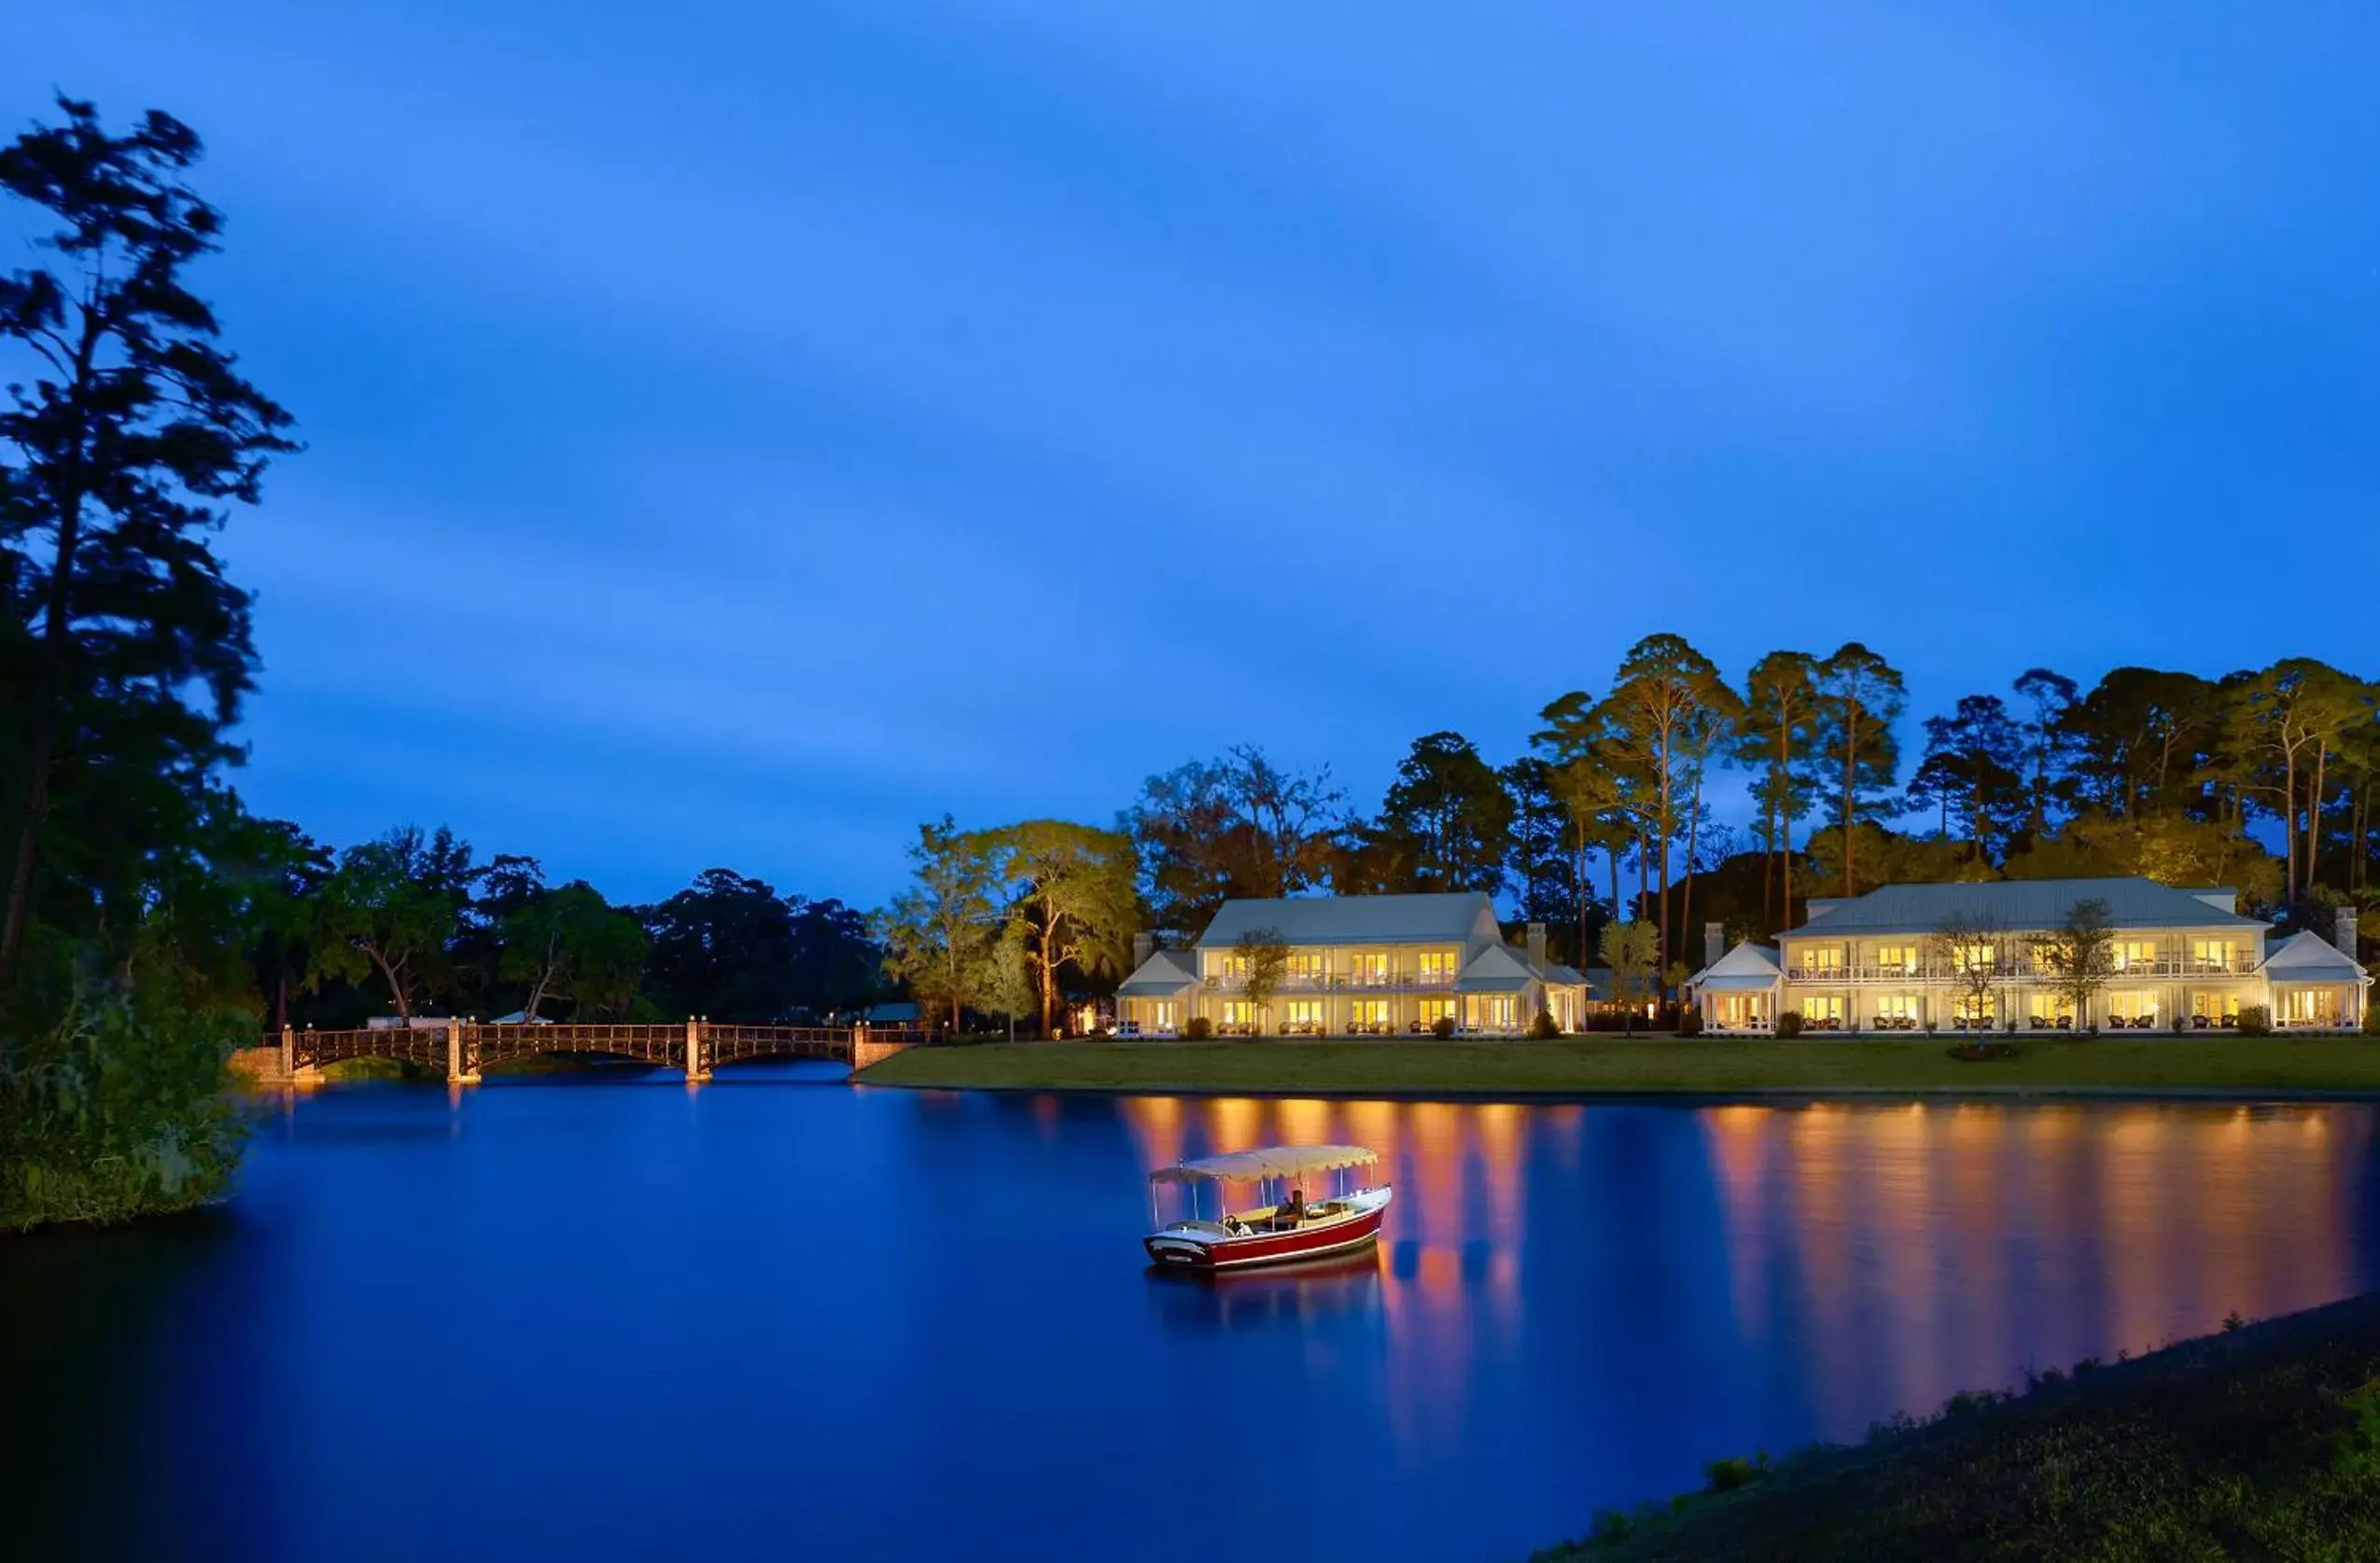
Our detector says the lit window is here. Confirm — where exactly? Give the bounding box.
[1417,950,1456,984]
[2113,941,2159,971]
[2191,992,2240,1021]
[2282,989,2339,1025]
[2190,940,2235,970]
[1953,942,1997,972]
[1418,998,1456,1026]
[1953,993,1996,1022]
[1874,944,1919,974]
[1875,994,1920,1021]
[1799,947,1842,972]
[2108,991,2158,1023]
[1799,996,1844,1023]
[1351,952,1389,986]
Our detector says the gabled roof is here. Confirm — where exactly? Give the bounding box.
[1454,942,1539,993]
[1197,892,1495,949]
[1688,942,1784,991]
[2260,930,2371,981]
[1782,877,2267,935]
[1115,948,1199,996]
[1542,960,1588,987]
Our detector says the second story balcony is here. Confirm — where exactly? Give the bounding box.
[1204,970,1460,993]
[1783,955,2254,984]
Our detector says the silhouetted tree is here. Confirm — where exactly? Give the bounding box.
[0,96,297,979]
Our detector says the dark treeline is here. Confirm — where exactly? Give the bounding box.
[254,829,887,1032]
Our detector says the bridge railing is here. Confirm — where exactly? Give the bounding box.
[269,1021,931,1080]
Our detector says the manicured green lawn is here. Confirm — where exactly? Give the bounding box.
[1533,1291,2380,1561]
[857,1035,2380,1096]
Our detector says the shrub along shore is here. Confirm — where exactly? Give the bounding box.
[1530,1291,2380,1561]
[856,1035,2380,1097]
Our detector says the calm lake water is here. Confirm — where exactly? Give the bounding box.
[8,1068,2380,1563]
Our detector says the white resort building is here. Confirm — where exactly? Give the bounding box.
[1113,891,1590,1037]
[1688,877,2371,1036]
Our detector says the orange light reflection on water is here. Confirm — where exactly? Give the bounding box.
[1702,1099,2368,1426]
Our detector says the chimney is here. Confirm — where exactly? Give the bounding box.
[1705,921,1726,971]
[1131,933,1154,970]
[2335,908,2360,962]
[1526,921,1547,972]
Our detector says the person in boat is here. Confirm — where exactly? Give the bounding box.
[1275,1187,1307,1229]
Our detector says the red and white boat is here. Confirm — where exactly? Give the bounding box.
[1142,1144,1393,1272]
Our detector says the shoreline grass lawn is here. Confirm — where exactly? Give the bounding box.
[1532,1290,2380,1561]
[857,1035,2380,1097]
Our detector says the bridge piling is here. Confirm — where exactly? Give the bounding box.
[685,1017,709,1082]
[446,1019,482,1085]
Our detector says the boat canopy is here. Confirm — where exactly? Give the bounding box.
[1148,1144,1379,1185]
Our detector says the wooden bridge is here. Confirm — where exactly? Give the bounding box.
[245,1019,926,1087]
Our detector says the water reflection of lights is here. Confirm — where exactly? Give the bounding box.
[1703,1100,2368,1429]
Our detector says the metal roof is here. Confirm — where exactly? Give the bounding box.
[1115,948,1199,996]
[2261,930,2371,979]
[1788,877,2266,935]
[1688,942,1784,990]
[1454,943,1538,992]
[1197,892,1496,949]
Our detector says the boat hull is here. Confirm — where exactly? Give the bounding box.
[1143,1203,1389,1272]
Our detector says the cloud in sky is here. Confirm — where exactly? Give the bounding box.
[7,1,2376,903]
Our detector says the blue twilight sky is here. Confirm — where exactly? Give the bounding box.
[7,3,2378,906]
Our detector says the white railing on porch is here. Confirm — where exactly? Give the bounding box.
[1785,957,2254,984]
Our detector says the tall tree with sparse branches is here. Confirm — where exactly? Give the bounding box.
[1593,634,1729,981]
[1815,643,1907,896]
[0,96,298,980]
[1736,650,1821,937]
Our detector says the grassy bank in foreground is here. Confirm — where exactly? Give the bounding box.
[857,1036,2380,1096]
[1535,1292,2380,1561]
